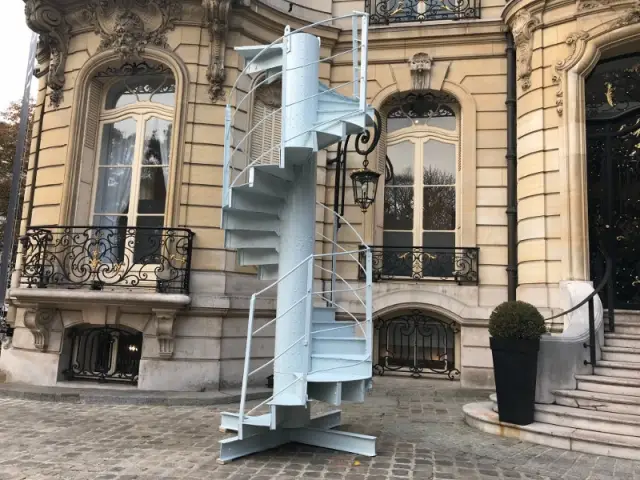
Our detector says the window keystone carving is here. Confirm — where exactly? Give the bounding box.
[203,0,233,102]
[511,10,541,91]
[24,0,70,108]
[85,0,182,61]
[409,53,432,91]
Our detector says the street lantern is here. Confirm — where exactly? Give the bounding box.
[351,159,381,212]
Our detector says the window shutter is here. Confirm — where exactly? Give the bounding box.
[376,113,388,174]
[84,80,103,149]
[251,82,282,167]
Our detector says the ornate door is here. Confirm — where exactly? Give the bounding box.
[586,53,640,310]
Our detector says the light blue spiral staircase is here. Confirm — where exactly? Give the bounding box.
[217,13,377,463]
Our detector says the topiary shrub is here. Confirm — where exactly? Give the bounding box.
[489,301,547,340]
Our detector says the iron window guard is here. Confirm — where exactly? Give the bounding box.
[365,0,481,25]
[19,225,194,294]
[359,245,479,285]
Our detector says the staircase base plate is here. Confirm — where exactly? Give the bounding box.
[218,409,376,463]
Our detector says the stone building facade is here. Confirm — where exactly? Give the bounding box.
[1,0,638,392]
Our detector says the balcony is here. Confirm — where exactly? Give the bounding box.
[19,226,194,295]
[359,246,479,285]
[365,0,481,25]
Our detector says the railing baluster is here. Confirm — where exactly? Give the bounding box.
[238,294,256,440]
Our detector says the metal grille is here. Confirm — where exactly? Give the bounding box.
[374,310,460,379]
[63,326,142,384]
[365,0,481,25]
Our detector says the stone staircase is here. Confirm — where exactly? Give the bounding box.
[464,311,640,460]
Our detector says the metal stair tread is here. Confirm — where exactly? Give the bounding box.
[490,393,640,426]
[242,413,272,427]
[307,372,371,382]
[311,353,368,361]
[576,374,640,387]
[312,336,366,342]
[553,389,640,405]
[596,360,640,369]
[223,206,280,218]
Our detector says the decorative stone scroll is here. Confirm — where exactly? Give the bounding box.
[85,0,182,60]
[511,10,541,91]
[409,52,432,91]
[552,31,590,116]
[203,0,233,102]
[23,307,56,351]
[24,0,70,108]
[153,309,176,358]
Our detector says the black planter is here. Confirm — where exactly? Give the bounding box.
[490,337,539,425]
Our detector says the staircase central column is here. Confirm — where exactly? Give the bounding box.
[274,161,317,404]
[272,31,321,405]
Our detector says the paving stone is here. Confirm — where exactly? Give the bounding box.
[0,377,639,479]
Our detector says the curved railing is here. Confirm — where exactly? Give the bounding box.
[223,12,370,208]
[235,204,372,439]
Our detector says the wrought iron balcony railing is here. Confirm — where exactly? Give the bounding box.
[359,245,479,284]
[365,0,481,25]
[20,226,194,294]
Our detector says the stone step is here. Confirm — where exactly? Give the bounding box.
[594,360,640,379]
[605,333,640,348]
[576,374,640,397]
[489,394,640,437]
[553,389,640,415]
[601,346,640,363]
[464,401,640,461]
[614,322,640,336]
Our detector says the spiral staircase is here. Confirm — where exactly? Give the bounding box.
[217,13,377,463]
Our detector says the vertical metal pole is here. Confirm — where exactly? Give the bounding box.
[223,105,232,207]
[238,294,256,440]
[303,256,314,381]
[588,297,596,372]
[352,14,359,98]
[365,248,373,356]
[0,33,37,307]
[505,32,518,302]
[359,14,369,113]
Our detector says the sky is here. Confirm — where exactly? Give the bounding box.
[0,2,37,112]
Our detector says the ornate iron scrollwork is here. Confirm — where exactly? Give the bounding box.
[365,0,481,25]
[360,246,479,284]
[20,226,194,294]
[63,325,142,384]
[373,310,460,380]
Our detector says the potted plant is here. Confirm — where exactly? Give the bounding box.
[489,300,547,425]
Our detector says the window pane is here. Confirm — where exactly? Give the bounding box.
[138,167,169,214]
[421,232,455,278]
[382,231,413,278]
[99,119,137,166]
[423,140,456,185]
[94,167,132,214]
[143,118,172,166]
[92,215,128,264]
[134,216,164,263]
[384,187,413,230]
[423,186,455,230]
[387,141,414,185]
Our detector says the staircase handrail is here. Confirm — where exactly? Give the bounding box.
[543,249,613,370]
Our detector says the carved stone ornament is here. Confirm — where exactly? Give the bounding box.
[153,309,176,358]
[409,52,432,91]
[86,0,182,60]
[577,0,615,11]
[256,80,282,108]
[24,0,70,108]
[511,10,541,91]
[611,1,640,29]
[203,0,233,102]
[552,31,590,116]
[23,307,56,351]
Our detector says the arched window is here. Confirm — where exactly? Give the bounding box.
[383,92,459,278]
[90,63,176,233]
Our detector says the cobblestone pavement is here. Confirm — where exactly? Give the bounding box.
[1,377,640,480]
